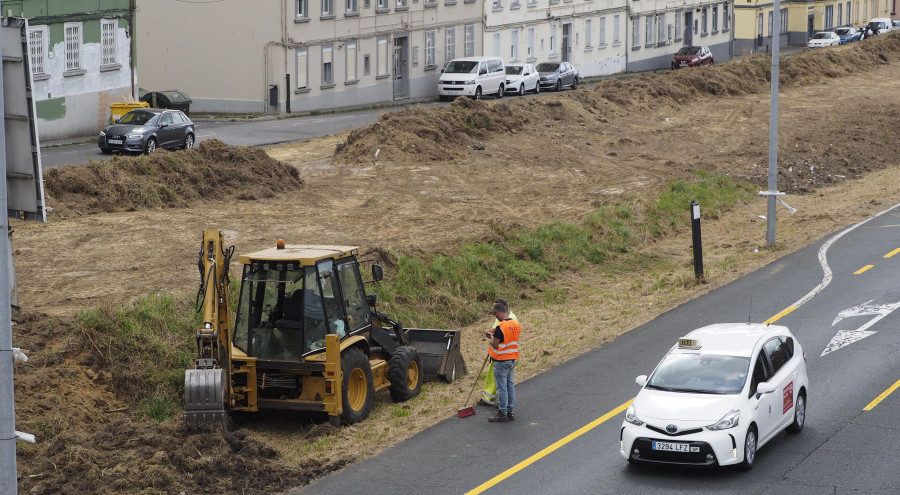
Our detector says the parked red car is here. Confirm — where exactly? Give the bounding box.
[671,46,713,70]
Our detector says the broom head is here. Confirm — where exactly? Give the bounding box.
[457,406,476,418]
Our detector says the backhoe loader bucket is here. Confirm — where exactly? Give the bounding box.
[184,368,227,429]
[404,329,467,383]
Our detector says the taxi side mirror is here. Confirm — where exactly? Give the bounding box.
[635,375,648,387]
[756,382,777,395]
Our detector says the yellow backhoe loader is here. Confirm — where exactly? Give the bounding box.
[184,230,467,428]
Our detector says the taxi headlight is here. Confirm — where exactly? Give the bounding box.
[706,409,740,430]
[624,405,643,426]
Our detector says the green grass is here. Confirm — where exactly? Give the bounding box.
[74,171,752,416]
[77,293,198,421]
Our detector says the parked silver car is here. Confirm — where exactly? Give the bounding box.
[536,61,578,92]
[98,108,195,154]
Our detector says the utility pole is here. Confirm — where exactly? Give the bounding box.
[0,17,18,495]
[765,0,782,247]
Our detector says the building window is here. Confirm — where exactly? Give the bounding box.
[322,0,333,16]
[723,5,730,31]
[780,8,787,33]
[64,22,82,72]
[397,0,407,8]
[492,0,502,9]
[493,32,502,58]
[425,29,436,66]
[767,11,773,37]
[101,19,117,67]
[346,0,358,14]
[712,6,718,32]
[657,13,666,44]
[585,18,593,47]
[510,28,519,60]
[527,26,535,59]
[613,14,621,44]
[377,0,388,8]
[701,7,708,34]
[465,24,475,57]
[346,41,357,81]
[846,2,851,25]
[550,23,557,54]
[511,0,520,7]
[364,54,371,75]
[322,45,334,85]
[297,0,308,18]
[412,46,419,67]
[645,16,653,46]
[825,5,834,29]
[446,26,456,61]
[675,10,683,39]
[296,48,308,90]
[837,4,843,26]
[598,16,606,46]
[632,17,640,48]
[27,25,48,76]
[377,37,389,77]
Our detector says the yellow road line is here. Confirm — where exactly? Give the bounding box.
[763,306,797,324]
[465,399,633,495]
[884,248,900,258]
[863,378,900,411]
[853,265,874,274]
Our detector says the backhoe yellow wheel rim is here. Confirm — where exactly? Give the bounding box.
[347,368,368,411]
[406,360,420,389]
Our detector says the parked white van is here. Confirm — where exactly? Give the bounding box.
[868,18,893,35]
[438,57,506,101]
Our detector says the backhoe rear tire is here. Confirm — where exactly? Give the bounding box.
[340,347,374,425]
[388,346,423,402]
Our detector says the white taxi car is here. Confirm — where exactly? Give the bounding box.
[620,323,808,470]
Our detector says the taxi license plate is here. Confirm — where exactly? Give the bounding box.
[651,441,690,452]
[108,139,123,145]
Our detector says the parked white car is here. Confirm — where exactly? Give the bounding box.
[807,31,841,48]
[504,64,540,96]
[438,56,506,101]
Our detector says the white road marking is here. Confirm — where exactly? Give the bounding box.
[822,299,900,355]
[788,202,900,311]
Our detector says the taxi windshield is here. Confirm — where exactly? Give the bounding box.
[647,353,749,394]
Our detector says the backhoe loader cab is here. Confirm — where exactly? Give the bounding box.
[184,231,466,429]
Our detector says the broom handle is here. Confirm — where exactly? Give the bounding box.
[464,353,491,408]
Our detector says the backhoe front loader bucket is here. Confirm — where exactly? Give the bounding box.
[404,329,467,382]
[184,368,227,430]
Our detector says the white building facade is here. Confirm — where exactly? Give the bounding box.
[626,0,733,72]
[483,0,629,78]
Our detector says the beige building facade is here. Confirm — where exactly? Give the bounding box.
[136,0,482,114]
[733,0,893,54]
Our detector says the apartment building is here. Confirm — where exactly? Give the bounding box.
[733,0,892,54]
[483,0,629,78]
[2,0,135,141]
[626,1,733,72]
[137,0,483,114]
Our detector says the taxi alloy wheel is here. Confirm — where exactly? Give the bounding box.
[739,426,757,471]
[787,392,806,433]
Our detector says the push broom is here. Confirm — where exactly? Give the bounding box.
[458,354,490,418]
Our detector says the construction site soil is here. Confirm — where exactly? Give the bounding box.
[11,34,900,494]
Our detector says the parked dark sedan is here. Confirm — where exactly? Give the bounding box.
[98,108,195,154]
[536,61,578,91]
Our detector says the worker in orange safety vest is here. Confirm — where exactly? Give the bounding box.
[478,298,518,407]
[487,302,521,423]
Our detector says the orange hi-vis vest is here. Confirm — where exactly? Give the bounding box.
[489,319,521,361]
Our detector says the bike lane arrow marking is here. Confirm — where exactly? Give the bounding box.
[822,298,900,356]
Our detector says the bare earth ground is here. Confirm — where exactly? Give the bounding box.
[11,35,900,494]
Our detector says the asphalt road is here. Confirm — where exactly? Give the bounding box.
[289,203,900,495]
[37,106,426,169]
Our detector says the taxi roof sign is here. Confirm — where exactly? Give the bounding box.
[678,337,701,350]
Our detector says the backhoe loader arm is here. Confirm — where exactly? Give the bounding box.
[184,229,234,430]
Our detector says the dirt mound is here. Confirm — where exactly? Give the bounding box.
[335,34,900,167]
[43,139,303,219]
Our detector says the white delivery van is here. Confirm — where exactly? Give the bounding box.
[868,18,893,34]
[438,57,506,101]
